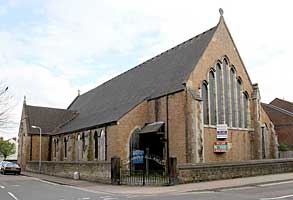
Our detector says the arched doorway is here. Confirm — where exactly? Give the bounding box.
[129,122,166,172]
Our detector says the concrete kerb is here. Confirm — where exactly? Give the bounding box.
[21,171,293,195]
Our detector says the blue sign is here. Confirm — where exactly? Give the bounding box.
[132,150,144,164]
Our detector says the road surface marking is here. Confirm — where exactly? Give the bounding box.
[38,179,59,186]
[82,198,90,200]
[260,194,293,200]
[10,185,20,187]
[259,181,293,187]
[0,185,5,189]
[8,192,19,200]
[219,186,255,191]
[99,196,117,200]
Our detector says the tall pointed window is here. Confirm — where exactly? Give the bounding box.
[243,92,249,128]
[64,137,68,159]
[100,130,106,161]
[54,138,58,158]
[94,131,99,160]
[216,63,224,124]
[223,59,230,126]
[209,71,216,125]
[261,124,268,159]
[81,133,85,158]
[230,68,236,127]
[202,82,209,125]
[237,79,242,127]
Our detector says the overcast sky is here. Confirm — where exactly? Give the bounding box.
[0,0,292,139]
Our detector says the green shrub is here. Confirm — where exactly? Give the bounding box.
[279,143,289,151]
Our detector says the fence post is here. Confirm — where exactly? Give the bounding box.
[169,156,178,185]
[111,156,121,185]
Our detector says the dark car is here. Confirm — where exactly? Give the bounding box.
[0,161,10,172]
[0,162,21,175]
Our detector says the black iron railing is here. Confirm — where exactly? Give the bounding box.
[120,170,169,186]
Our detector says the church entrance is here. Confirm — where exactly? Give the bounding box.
[122,122,169,185]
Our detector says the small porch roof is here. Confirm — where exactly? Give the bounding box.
[139,121,165,134]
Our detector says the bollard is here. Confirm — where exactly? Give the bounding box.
[73,171,80,180]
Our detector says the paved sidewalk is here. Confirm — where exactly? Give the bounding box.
[22,171,293,195]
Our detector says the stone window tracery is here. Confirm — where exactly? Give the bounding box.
[216,63,224,124]
[202,82,209,125]
[243,92,249,128]
[201,56,250,129]
[237,78,242,128]
[230,68,237,127]
[223,59,230,126]
[209,71,216,125]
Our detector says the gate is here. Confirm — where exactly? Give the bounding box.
[119,153,170,186]
[111,156,177,186]
[120,169,170,186]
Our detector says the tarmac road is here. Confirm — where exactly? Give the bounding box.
[0,174,123,200]
[1,173,293,200]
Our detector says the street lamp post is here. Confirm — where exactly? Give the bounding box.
[31,125,42,173]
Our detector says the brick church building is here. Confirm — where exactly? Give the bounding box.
[18,13,278,170]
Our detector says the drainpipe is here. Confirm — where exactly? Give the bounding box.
[166,95,170,176]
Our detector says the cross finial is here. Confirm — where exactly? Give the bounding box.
[77,89,80,96]
[219,8,224,16]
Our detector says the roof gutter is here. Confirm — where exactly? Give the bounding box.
[52,121,117,136]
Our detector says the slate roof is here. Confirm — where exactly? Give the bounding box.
[25,105,76,134]
[55,25,218,134]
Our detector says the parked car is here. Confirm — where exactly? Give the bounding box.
[0,162,21,175]
[0,161,10,173]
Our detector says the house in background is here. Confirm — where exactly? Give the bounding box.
[262,98,293,153]
[18,13,278,171]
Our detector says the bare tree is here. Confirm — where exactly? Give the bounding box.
[0,83,14,129]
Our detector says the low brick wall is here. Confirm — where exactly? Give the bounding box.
[26,161,111,183]
[178,159,293,184]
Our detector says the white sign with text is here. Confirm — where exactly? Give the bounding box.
[216,124,228,139]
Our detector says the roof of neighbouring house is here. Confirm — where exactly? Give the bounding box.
[55,24,218,134]
[25,105,77,134]
[261,99,293,127]
[270,98,293,113]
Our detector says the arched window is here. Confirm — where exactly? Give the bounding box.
[54,138,58,158]
[261,124,268,159]
[81,133,85,158]
[223,59,230,126]
[216,63,224,124]
[209,71,216,125]
[243,92,249,128]
[77,134,81,161]
[100,129,106,161]
[94,131,99,160]
[230,68,236,127]
[237,79,242,127]
[64,137,68,159]
[202,82,209,125]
